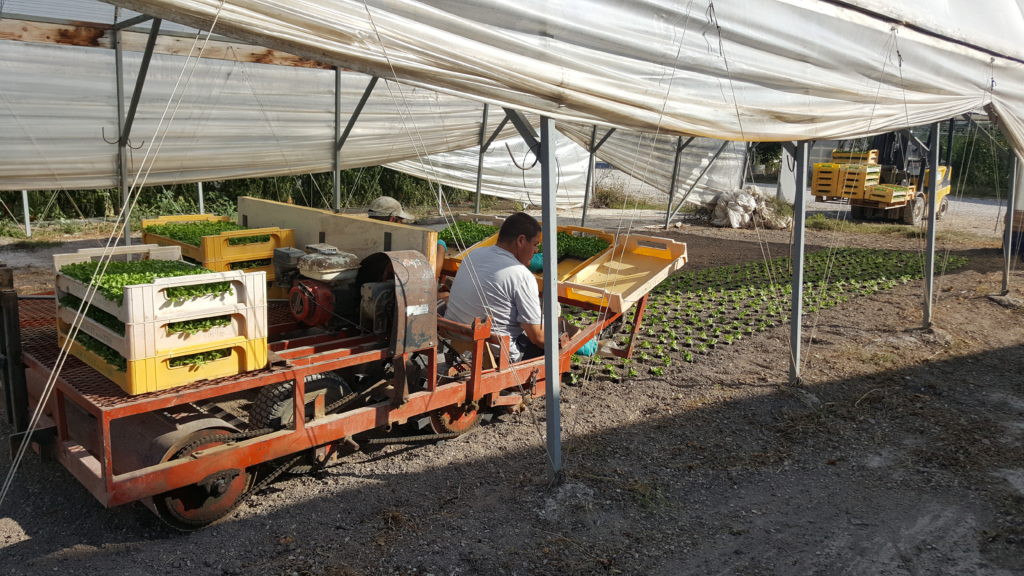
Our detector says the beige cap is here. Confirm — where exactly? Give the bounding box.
[367,196,416,223]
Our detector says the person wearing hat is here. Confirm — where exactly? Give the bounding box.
[367,196,416,224]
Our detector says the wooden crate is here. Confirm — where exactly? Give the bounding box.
[54,245,268,394]
[141,214,293,280]
[865,183,915,204]
[557,234,688,313]
[831,149,879,164]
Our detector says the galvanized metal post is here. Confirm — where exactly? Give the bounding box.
[924,123,940,327]
[474,104,489,213]
[197,182,205,214]
[667,140,728,222]
[789,141,808,384]
[113,10,130,245]
[664,136,684,229]
[1003,156,1019,294]
[582,126,597,227]
[539,116,562,482]
[333,68,342,212]
[21,190,31,237]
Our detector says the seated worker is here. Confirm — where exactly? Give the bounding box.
[444,212,545,362]
[367,195,448,280]
[367,196,416,224]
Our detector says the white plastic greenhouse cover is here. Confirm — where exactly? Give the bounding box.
[0,1,745,206]
[90,0,1024,158]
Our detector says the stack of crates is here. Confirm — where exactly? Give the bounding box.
[865,183,915,204]
[54,245,268,395]
[811,150,881,200]
[141,214,294,283]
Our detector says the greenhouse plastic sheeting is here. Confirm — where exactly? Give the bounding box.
[386,129,591,208]
[0,40,526,190]
[96,0,1024,158]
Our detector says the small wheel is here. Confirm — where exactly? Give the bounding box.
[151,430,250,531]
[936,196,949,220]
[901,195,925,225]
[429,403,481,434]
[249,373,351,473]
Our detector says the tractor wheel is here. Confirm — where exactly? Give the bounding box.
[150,429,251,531]
[901,195,925,225]
[936,196,950,220]
[249,372,351,474]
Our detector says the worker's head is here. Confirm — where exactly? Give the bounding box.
[367,196,416,223]
[497,212,542,266]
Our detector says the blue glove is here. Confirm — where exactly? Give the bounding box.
[528,252,544,273]
[577,338,598,357]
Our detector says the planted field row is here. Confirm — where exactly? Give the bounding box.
[565,248,967,382]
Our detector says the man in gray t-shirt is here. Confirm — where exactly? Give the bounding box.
[445,213,545,362]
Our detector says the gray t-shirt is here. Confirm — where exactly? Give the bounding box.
[445,244,542,361]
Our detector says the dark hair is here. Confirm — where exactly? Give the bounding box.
[497,212,541,243]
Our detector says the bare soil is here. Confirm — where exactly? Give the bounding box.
[1,219,1023,576]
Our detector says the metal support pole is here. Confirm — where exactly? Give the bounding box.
[539,117,562,483]
[113,10,129,245]
[21,190,31,237]
[1003,156,1019,294]
[112,15,160,245]
[666,140,729,222]
[333,68,342,212]
[789,141,808,384]
[474,103,490,213]
[664,136,685,229]
[337,76,378,152]
[582,126,598,227]
[197,182,205,214]
[924,123,940,328]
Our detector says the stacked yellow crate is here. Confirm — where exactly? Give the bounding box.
[54,246,268,395]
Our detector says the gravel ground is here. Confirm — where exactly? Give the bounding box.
[0,199,1022,575]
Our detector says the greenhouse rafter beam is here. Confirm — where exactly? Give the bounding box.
[582,127,618,226]
[119,18,162,147]
[899,129,930,155]
[481,115,510,151]
[474,103,490,213]
[664,136,696,229]
[504,108,539,151]
[113,14,153,30]
[962,113,1009,149]
[665,140,728,222]
[337,76,378,152]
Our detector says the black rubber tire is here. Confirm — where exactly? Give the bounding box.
[936,196,949,221]
[249,372,350,429]
[901,195,925,225]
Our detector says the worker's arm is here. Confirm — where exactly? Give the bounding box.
[520,322,544,347]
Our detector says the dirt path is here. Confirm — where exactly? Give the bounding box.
[0,220,1022,576]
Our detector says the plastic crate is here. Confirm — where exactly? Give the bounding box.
[442,225,615,281]
[831,149,879,164]
[557,234,687,313]
[811,163,842,197]
[865,183,915,204]
[54,246,269,394]
[57,328,268,395]
[141,214,293,280]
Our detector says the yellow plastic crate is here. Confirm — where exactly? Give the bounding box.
[557,235,687,313]
[141,214,293,280]
[838,165,881,200]
[811,163,842,197]
[442,225,615,283]
[58,329,268,395]
[865,183,915,204]
[831,149,879,164]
